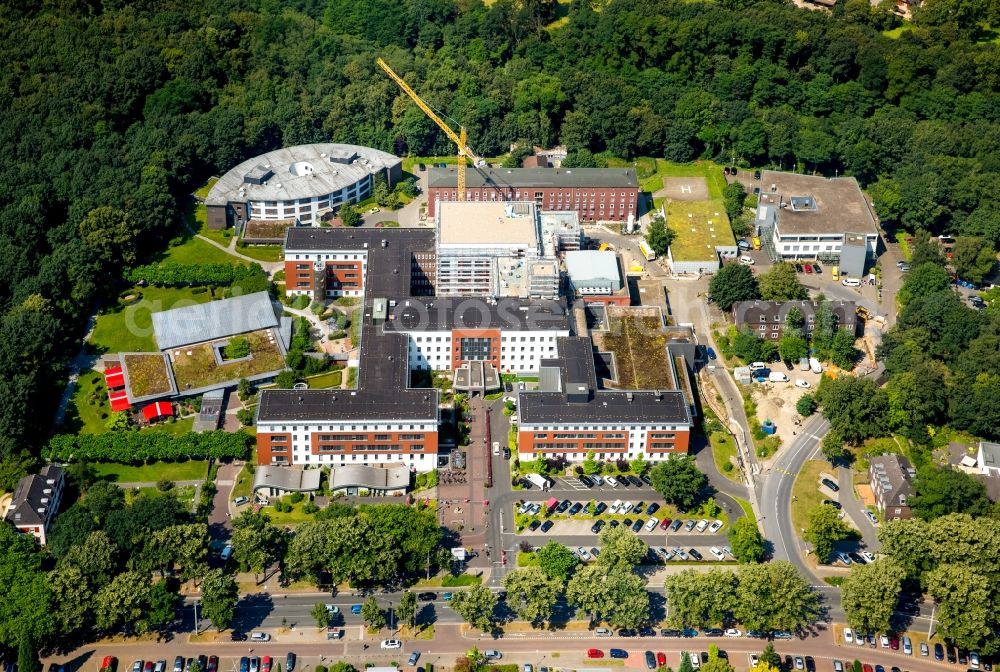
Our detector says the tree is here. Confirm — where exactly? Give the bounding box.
[709,264,760,312]
[361,596,385,630]
[649,456,709,510]
[898,263,952,307]
[597,526,648,571]
[925,563,998,654]
[759,263,808,301]
[796,394,817,417]
[911,464,992,520]
[536,541,579,583]
[732,327,778,364]
[728,517,766,563]
[951,236,995,284]
[760,644,782,669]
[200,569,239,631]
[629,453,647,475]
[582,451,601,475]
[804,504,854,562]
[779,332,809,364]
[678,652,695,672]
[566,565,613,624]
[312,603,331,629]
[723,182,747,223]
[339,203,361,227]
[231,510,286,583]
[828,329,860,369]
[733,561,820,632]
[397,590,417,629]
[237,378,253,400]
[840,558,906,634]
[147,581,177,633]
[79,206,140,266]
[450,585,497,631]
[820,430,851,465]
[225,337,250,359]
[663,569,738,627]
[603,569,651,628]
[17,630,41,672]
[815,376,889,445]
[909,230,945,268]
[96,570,152,634]
[105,411,132,432]
[502,567,561,626]
[0,526,54,648]
[645,214,674,256]
[702,647,735,672]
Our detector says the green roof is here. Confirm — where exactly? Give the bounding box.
[667,199,736,262]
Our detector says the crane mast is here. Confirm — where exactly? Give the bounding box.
[376,57,482,200]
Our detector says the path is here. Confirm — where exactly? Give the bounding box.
[195,232,283,273]
[53,306,101,427]
[836,464,880,550]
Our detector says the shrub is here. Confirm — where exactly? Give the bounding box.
[224,337,251,359]
[303,502,319,514]
[722,462,734,473]
[44,430,252,462]
[291,294,310,310]
[796,393,818,417]
[290,492,305,504]
[127,262,266,287]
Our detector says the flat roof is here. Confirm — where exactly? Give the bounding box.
[565,250,622,289]
[257,388,438,422]
[429,165,638,189]
[437,201,538,247]
[207,143,400,206]
[667,199,736,261]
[385,297,570,332]
[285,226,435,252]
[519,389,691,425]
[759,170,878,236]
[152,291,279,351]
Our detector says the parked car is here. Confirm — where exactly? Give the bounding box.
[408,653,420,666]
[207,658,218,672]
[594,502,608,515]
[261,658,272,672]
[173,659,184,672]
[684,519,696,532]
[627,475,643,487]
[418,592,437,601]
[569,502,584,515]
[659,517,672,530]
[234,496,250,506]
[609,650,628,660]
[920,643,929,657]
[631,519,644,532]
[587,650,604,659]
[528,520,541,531]
[576,547,591,561]
[647,503,660,515]
[380,640,402,650]
[645,652,656,670]
[708,520,724,533]
[935,643,945,661]
[821,477,840,492]
[844,629,854,644]
[710,547,726,560]
[483,652,502,661]
[689,548,703,560]
[670,519,683,532]
[540,520,553,533]
[724,628,741,637]
[443,592,453,601]
[822,499,842,509]
[285,655,295,672]
[250,632,271,642]
[591,520,605,534]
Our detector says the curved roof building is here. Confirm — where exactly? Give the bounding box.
[205,143,402,229]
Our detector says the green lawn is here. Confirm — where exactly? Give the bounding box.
[790,459,830,534]
[193,176,219,201]
[132,485,197,509]
[306,370,343,389]
[158,232,246,266]
[710,431,741,483]
[638,159,728,198]
[94,459,208,483]
[236,242,283,262]
[733,496,755,521]
[895,231,912,261]
[667,199,735,261]
[266,501,320,525]
[90,285,218,354]
[231,460,256,500]
[185,197,235,248]
[63,369,196,435]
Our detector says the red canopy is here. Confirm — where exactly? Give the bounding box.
[103,366,122,375]
[142,401,173,421]
[105,372,125,389]
[108,389,131,412]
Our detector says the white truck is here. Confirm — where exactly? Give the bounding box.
[809,357,823,374]
[768,371,789,383]
[639,240,656,261]
[525,473,552,490]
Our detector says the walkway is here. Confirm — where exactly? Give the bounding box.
[53,306,101,427]
[194,232,283,273]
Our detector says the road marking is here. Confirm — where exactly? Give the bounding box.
[680,185,692,194]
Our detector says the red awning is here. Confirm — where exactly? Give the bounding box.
[109,393,131,412]
[105,372,125,389]
[142,401,173,421]
[104,366,123,376]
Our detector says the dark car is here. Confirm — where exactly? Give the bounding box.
[731,168,738,176]
[704,628,724,637]
[795,263,804,272]
[754,170,761,180]
[197,658,207,672]
[785,657,794,672]
[805,657,816,672]
[645,652,657,670]
[848,552,865,565]
[935,644,945,661]
[556,500,570,514]
[503,447,511,459]
[640,627,656,637]
[868,633,877,648]
[641,474,653,486]
[610,650,628,660]
[822,499,842,509]
[622,518,633,528]
[701,653,710,664]
[948,648,957,664]
[528,520,541,531]
[875,666,885,672]
[174,658,184,672]
[579,476,593,488]
[594,502,608,515]
[207,658,218,672]
[628,475,643,487]
[609,519,620,528]
[706,347,717,361]
[540,520,553,533]
[591,520,606,534]
[890,636,900,651]
[813,263,823,273]
[418,592,438,601]
[682,628,699,638]
[239,660,249,672]
[897,601,919,615]
[569,502,584,515]
[661,629,682,637]
[619,629,637,637]
[689,548,703,560]
[634,501,646,512]
[670,519,683,532]
[631,519,644,532]
[821,478,840,492]
[958,651,968,665]
[647,502,660,515]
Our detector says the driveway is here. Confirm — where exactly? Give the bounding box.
[836,465,880,550]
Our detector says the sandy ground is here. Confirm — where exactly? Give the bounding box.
[654,176,710,201]
[745,365,825,450]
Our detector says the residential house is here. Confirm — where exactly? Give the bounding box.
[4,465,65,545]
[868,454,915,520]
[732,300,857,340]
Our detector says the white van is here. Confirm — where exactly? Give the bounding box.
[842,278,861,287]
[609,499,623,514]
[749,361,768,372]
[768,371,789,383]
[809,357,823,374]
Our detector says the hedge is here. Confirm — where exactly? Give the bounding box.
[127,262,265,287]
[43,430,252,463]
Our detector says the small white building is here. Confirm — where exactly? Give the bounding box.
[565,250,622,296]
[977,441,1000,477]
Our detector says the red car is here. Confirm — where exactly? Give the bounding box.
[659,518,672,530]
[262,658,272,672]
[657,653,667,667]
[587,650,605,659]
[102,657,117,672]
[890,637,899,650]
[143,663,153,672]
[863,665,874,672]
[804,264,814,274]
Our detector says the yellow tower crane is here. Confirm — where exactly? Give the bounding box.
[376,57,483,200]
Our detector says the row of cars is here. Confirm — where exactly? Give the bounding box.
[125,656,224,672]
[594,627,793,639]
[844,629,990,668]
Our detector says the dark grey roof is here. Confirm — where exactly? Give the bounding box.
[256,388,438,422]
[869,454,915,506]
[732,300,856,328]
[4,465,63,529]
[543,336,598,392]
[385,297,570,332]
[152,291,280,351]
[429,166,638,190]
[519,389,691,425]
[284,226,435,254]
[980,441,1000,470]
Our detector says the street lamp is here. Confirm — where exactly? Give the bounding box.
[193,599,200,634]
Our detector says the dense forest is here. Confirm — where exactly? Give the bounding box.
[2,0,1000,485]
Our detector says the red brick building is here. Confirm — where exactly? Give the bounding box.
[427,166,639,223]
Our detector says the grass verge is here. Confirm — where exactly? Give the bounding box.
[93,460,208,483]
[306,370,343,389]
[236,243,283,262]
[790,459,830,534]
[710,431,741,483]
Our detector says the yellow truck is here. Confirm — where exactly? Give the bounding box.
[752,237,761,250]
[832,265,839,281]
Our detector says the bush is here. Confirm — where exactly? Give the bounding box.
[236,408,255,426]
[722,462,734,473]
[291,294,310,310]
[290,492,305,504]
[225,337,250,359]
[796,394,818,417]
[127,262,266,287]
[303,501,319,514]
[44,431,252,462]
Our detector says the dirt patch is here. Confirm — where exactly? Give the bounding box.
[854,483,876,508]
[748,368,826,453]
[656,176,710,201]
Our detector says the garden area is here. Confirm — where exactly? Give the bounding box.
[790,459,833,533]
[122,353,173,398]
[597,313,674,390]
[61,370,194,436]
[94,460,209,483]
[170,329,285,391]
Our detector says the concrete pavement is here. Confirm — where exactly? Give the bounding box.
[836,465,880,551]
